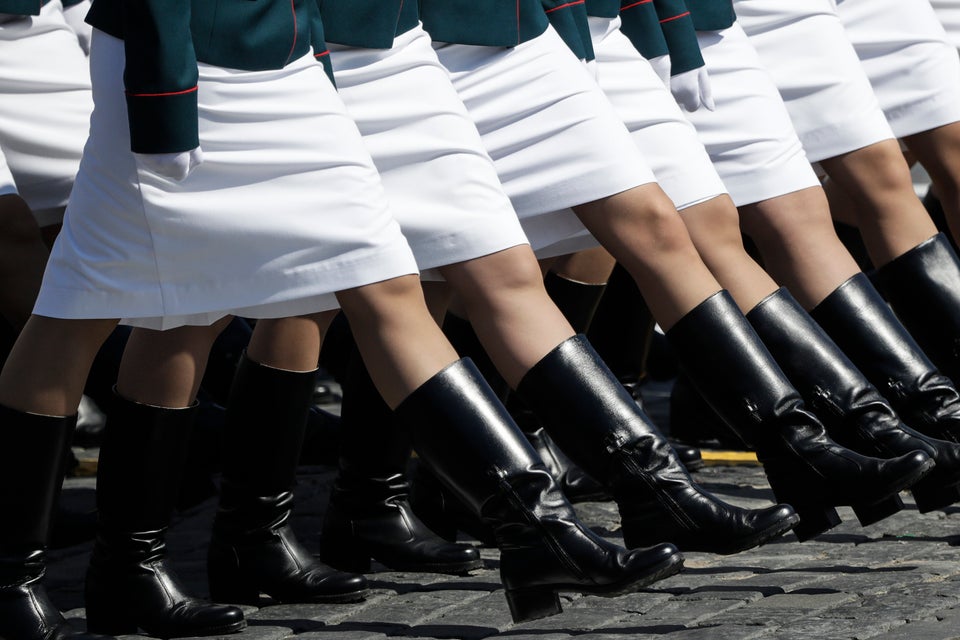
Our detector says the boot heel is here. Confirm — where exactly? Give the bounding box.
[505,586,562,623]
[790,503,842,542]
[911,482,960,514]
[852,494,904,527]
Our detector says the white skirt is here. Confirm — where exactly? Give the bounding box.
[0,0,91,226]
[434,26,657,259]
[591,15,727,211]
[36,31,419,330]
[329,24,529,280]
[834,0,960,137]
[930,0,960,51]
[684,24,820,206]
[734,0,895,163]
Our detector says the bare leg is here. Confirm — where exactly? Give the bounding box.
[0,195,48,332]
[902,122,960,246]
[336,274,459,408]
[0,315,118,415]
[572,183,721,329]
[820,140,938,267]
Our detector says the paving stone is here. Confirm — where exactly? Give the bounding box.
[707,592,858,626]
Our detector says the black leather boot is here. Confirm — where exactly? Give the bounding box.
[319,351,482,574]
[0,405,95,640]
[515,336,798,554]
[397,359,684,623]
[665,291,934,541]
[873,234,960,385]
[85,395,245,637]
[207,355,367,604]
[748,287,960,513]
[443,311,607,502]
[588,263,704,471]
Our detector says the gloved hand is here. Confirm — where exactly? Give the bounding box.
[648,54,671,87]
[134,147,204,182]
[671,66,715,112]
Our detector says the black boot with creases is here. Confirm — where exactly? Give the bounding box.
[396,359,684,623]
[749,287,960,513]
[516,336,798,554]
[84,396,245,637]
[666,291,933,541]
[208,355,367,604]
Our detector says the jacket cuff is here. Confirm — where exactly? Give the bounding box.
[125,88,199,154]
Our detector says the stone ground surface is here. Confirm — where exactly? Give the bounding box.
[45,377,960,640]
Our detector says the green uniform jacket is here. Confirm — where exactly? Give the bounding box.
[0,0,44,16]
[85,0,323,154]
[318,0,418,49]
[420,0,550,47]
[544,0,595,61]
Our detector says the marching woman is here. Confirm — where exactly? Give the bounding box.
[389,0,933,544]
[727,0,960,414]
[0,1,687,638]
[531,0,960,525]
[605,0,960,486]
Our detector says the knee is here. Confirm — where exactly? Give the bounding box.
[336,275,425,325]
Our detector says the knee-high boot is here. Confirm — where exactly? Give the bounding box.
[587,263,703,470]
[515,336,798,554]
[397,359,684,623]
[84,395,245,637]
[443,312,607,503]
[811,272,960,445]
[0,405,94,640]
[664,291,933,541]
[319,350,482,574]
[872,233,960,386]
[748,288,960,513]
[207,354,367,604]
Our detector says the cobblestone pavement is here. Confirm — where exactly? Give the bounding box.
[45,377,960,640]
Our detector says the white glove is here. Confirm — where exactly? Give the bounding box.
[648,54,671,88]
[671,66,715,112]
[134,147,203,182]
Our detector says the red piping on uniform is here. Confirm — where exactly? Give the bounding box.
[314,49,330,58]
[659,10,690,23]
[545,0,584,13]
[620,0,653,10]
[284,0,298,64]
[127,86,198,97]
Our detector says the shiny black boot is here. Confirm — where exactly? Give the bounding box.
[443,311,607,502]
[588,263,704,471]
[516,336,798,554]
[397,359,684,623]
[665,291,933,541]
[207,355,367,604]
[319,350,482,574]
[85,396,244,637]
[0,405,95,640]
[812,272,960,443]
[873,233,960,386]
[748,287,960,513]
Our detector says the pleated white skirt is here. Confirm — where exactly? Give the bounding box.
[329,24,529,279]
[36,31,419,330]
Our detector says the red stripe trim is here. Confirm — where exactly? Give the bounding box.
[284,0,298,64]
[314,49,330,58]
[659,10,690,23]
[620,0,653,10]
[127,86,198,98]
[545,0,585,12]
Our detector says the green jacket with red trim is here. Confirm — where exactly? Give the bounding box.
[318,0,418,49]
[619,0,669,60]
[543,0,595,61]
[420,0,550,47]
[85,0,324,154]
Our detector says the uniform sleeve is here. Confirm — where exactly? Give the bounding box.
[542,0,595,61]
[122,0,199,153]
[310,1,336,87]
[653,0,704,75]
[619,0,669,60]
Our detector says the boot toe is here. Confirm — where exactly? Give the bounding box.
[885,450,936,492]
[172,602,246,636]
